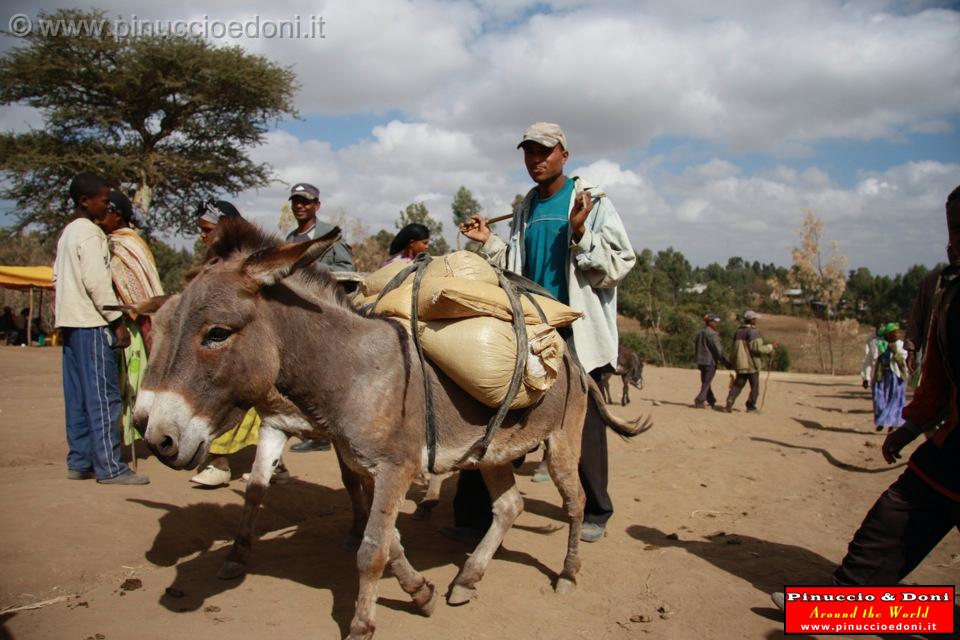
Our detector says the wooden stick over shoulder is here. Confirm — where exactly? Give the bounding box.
[458,212,514,233]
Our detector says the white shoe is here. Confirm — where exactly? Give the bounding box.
[190,465,230,486]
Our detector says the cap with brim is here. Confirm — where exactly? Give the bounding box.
[289,183,320,201]
[743,310,759,321]
[704,313,720,322]
[517,122,568,152]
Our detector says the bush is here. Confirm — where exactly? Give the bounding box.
[769,344,791,372]
[619,331,657,363]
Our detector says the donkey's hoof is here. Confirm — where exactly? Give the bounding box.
[447,583,477,606]
[413,581,438,616]
[217,560,247,580]
[555,577,577,594]
[346,626,374,640]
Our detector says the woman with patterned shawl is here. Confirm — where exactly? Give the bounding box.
[862,322,909,432]
[99,191,165,449]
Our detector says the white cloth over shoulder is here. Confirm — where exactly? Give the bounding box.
[479,176,636,372]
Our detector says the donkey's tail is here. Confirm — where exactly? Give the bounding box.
[585,375,653,438]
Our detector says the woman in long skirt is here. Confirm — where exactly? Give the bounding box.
[865,322,908,432]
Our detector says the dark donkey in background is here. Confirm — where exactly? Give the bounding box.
[130,219,651,640]
[600,344,644,406]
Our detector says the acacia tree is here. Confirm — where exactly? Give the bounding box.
[0,8,296,235]
[790,210,848,374]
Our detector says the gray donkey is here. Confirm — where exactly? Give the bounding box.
[131,219,651,640]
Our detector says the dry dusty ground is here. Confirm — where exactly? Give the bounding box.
[0,345,957,640]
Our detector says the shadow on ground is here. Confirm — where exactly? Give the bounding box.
[133,472,565,637]
[750,437,906,474]
[792,417,880,436]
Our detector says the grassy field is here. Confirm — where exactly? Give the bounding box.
[618,313,874,375]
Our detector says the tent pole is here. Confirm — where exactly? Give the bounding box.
[27,287,33,346]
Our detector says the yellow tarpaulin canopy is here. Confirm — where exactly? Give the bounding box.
[0,266,54,290]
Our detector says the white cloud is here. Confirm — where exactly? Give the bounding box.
[229,124,956,275]
[2,0,958,275]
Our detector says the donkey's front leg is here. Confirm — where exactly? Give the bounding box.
[348,465,414,640]
[448,464,523,605]
[334,443,370,548]
[387,528,438,616]
[218,425,287,580]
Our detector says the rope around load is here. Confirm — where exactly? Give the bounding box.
[360,255,534,473]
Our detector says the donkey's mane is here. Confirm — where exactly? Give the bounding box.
[201,216,354,309]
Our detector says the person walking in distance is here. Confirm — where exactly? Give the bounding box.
[693,313,731,409]
[724,310,776,413]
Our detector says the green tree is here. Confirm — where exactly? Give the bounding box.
[451,186,483,251]
[845,266,875,316]
[654,247,692,305]
[397,202,449,255]
[352,229,394,273]
[0,8,297,235]
[451,186,481,226]
[150,238,195,294]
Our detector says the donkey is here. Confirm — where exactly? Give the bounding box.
[132,219,651,640]
[600,344,644,406]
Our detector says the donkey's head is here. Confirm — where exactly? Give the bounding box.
[133,218,342,469]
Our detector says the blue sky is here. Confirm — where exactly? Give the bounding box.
[1,0,959,275]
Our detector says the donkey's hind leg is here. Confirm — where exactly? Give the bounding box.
[218,425,287,580]
[545,423,586,594]
[335,444,370,549]
[348,465,415,640]
[600,373,613,404]
[448,464,523,605]
[412,471,447,520]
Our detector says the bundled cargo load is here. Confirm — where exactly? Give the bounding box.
[418,318,565,409]
[416,278,580,327]
[421,250,498,284]
[356,251,579,409]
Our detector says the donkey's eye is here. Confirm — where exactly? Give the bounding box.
[202,326,233,346]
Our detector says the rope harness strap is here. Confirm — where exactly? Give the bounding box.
[359,256,544,473]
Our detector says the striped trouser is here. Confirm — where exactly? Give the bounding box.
[61,326,129,480]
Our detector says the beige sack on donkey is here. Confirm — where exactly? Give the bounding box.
[422,251,498,284]
[419,317,565,409]
[361,261,410,297]
[363,251,495,297]
[416,278,581,327]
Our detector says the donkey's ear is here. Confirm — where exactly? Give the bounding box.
[104,294,173,317]
[242,227,341,287]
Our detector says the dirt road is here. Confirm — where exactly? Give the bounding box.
[1,346,956,639]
